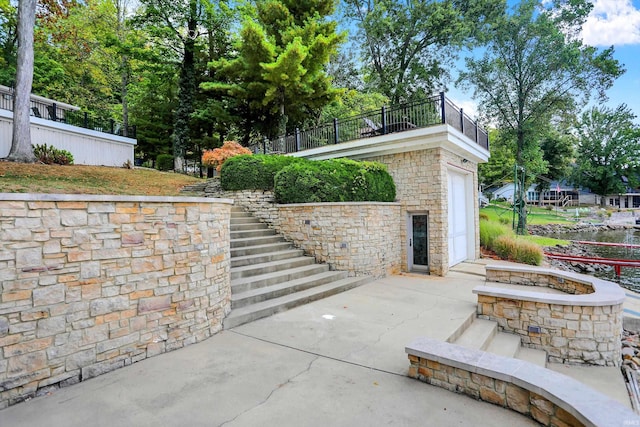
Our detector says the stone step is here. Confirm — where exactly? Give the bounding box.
[231,249,305,268]
[231,235,285,248]
[453,318,497,351]
[231,264,330,294]
[230,217,262,225]
[231,211,253,218]
[485,332,521,359]
[230,242,293,257]
[516,346,548,368]
[231,256,316,280]
[230,222,269,232]
[231,229,277,239]
[231,271,348,309]
[224,276,371,329]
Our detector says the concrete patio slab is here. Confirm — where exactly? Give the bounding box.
[0,272,538,427]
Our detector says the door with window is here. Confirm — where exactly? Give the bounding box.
[408,213,429,272]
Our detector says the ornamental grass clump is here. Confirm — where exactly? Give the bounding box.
[202,141,251,172]
[479,218,510,249]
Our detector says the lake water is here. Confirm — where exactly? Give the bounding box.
[547,229,640,292]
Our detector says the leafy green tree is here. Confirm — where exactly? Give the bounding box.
[344,0,502,104]
[572,105,640,207]
[205,0,343,140]
[478,129,515,191]
[458,0,624,232]
[0,0,17,85]
[534,126,575,198]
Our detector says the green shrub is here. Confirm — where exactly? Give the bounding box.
[479,220,510,249]
[156,154,173,171]
[274,158,396,203]
[493,235,518,260]
[499,217,510,225]
[479,213,489,221]
[515,240,543,266]
[220,154,303,190]
[33,144,74,165]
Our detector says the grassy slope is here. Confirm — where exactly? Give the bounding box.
[480,203,573,225]
[0,162,203,196]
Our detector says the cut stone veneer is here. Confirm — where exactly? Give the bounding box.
[206,185,401,279]
[0,194,232,408]
[475,265,624,366]
[406,337,638,427]
[364,148,480,276]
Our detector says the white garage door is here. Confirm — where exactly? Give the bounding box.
[448,171,468,266]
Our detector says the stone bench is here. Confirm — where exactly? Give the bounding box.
[406,337,640,427]
[474,264,625,366]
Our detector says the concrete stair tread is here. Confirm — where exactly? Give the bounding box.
[231,271,348,308]
[230,242,293,257]
[231,264,330,290]
[517,347,548,368]
[230,235,284,248]
[231,223,269,231]
[224,276,371,329]
[231,249,304,268]
[485,332,521,358]
[454,319,497,351]
[231,229,277,238]
[231,256,315,279]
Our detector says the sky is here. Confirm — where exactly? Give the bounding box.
[448,0,640,123]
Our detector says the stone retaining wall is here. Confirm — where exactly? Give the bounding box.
[272,203,402,278]
[205,183,402,278]
[477,266,623,366]
[0,194,232,408]
[408,354,582,426]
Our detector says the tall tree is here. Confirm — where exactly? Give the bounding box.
[458,0,624,232]
[572,105,640,207]
[344,0,503,104]
[6,0,36,163]
[138,0,207,171]
[206,0,343,141]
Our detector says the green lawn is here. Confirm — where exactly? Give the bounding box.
[480,203,573,225]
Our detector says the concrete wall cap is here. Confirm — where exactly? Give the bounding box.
[478,264,626,306]
[0,193,234,204]
[406,337,639,427]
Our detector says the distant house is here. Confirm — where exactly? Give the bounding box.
[485,180,592,207]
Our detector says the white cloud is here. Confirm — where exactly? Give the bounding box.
[451,98,480,120]
[581,0,640,46]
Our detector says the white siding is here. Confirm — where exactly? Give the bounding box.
[0,110,135,167]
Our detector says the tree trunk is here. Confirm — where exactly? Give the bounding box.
[6,0,37,163]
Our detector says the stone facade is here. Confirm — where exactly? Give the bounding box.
[203,182,401,279]
[0,194,232,408]
[408,354,583,427]
[355,147,480,276]
[478,268,623,366]
[272,203,402,278]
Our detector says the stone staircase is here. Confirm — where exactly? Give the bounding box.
[450,316,547,367]
[224,207,371,329]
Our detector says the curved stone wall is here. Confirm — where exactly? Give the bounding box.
[0,194,232,408]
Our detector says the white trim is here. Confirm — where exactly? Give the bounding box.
[287,125,490,164]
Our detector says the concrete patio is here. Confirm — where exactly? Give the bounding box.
[0,264,630,426]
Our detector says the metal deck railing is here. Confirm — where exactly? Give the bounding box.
[253,92,488,154]
[0,86,135,138]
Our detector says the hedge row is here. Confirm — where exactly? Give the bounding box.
[220,155,396,204]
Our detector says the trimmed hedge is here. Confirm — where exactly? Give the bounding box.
[220,154,396,203]
[274,158,396,204]
[220,155,303,191]
[156,154,174,171]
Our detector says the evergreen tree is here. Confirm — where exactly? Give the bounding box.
[205,0,343,141]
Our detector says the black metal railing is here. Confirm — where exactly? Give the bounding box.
[0,88,135,138]
[256,92,488,154]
